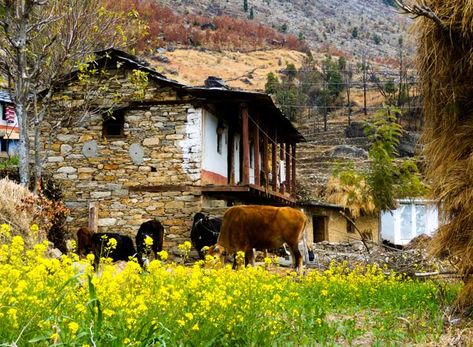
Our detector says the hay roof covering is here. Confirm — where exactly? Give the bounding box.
[413,0,473,311]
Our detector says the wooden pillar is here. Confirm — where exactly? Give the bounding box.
[253,114,260,186]
[279,142,285,194]
[262,124,269,188]
[272,129,278,192]
[228,127,235,184]
[285,141,291,195]
[291,143,296,197]
[242,105,250,185]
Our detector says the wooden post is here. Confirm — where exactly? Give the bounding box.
[285,141,291,195]
[272,129,278,192]
[241,105,250,185]
[88,201,99,232]
[262,124,269,188]
[291,143,296,197]
[254,114,260,186]
[228,127,235,184]
[280,142,285,194]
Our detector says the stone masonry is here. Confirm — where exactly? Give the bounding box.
[42,67,206,253]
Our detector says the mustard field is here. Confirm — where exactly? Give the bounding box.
[0,224,460,346]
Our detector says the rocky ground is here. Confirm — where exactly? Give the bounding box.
[305,235,456,278]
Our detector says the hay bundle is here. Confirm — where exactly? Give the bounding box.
[0,177,50,247]
[325,174,376,219]
[411,0,473,313]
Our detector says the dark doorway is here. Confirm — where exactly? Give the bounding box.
[313,216,327,243]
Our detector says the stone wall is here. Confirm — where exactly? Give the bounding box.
[42,71,206,253]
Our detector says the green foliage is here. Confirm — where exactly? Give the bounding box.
[373,34,381,45]
[298,32,305,41]
[0,155,19,169]
[265,72,279,94]
[351,27,358,38]
[243,0,248,12]
[249,7,254,19]
[284,63,297,81]
[320,56,344,105]
[328,107,428,213]
[364,107,428,211]
[383,0,398,7]
[278,23,288,33]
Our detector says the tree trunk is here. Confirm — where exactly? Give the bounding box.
[34,122,42,193]
[17,102,30,186]
[15,9,30,187]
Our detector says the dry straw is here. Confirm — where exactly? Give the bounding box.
[0,177,48,246]
[412,0,473,313]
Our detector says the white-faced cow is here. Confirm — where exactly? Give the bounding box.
[210,205,307,273]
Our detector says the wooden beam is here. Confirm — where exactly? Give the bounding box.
[263,124,269,188]
[129,185,193,192]
[286,141,291,195]
[241,105,250,185]
[280,142,285,194]
[254,114,260,186]
[272,129,278,192]
[291,143,296,197]
[228,127,235,184]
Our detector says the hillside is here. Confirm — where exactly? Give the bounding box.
[149,48,307,90]
[155,0,414,61]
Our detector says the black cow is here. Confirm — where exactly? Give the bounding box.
[190,212,222,259]
[135,219,165,267]
[90,232,136,266]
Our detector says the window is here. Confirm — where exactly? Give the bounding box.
[0,138,8,153]
[103,110,125,138]
[0,103,4,120]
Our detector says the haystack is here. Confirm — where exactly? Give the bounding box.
[410,0,473,314]
[325,174,376,219]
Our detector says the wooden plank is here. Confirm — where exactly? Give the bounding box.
[280,142,285,194]
[263,124,269,188]
[292,143,296,197]
[272,129,278,191]
[242,105,250,185]
[254,113,260,186]
[228,127,235,184]
[286,141,291,195]
[129,185,193,192]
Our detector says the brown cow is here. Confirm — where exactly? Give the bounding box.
[77,227,94,257]
[209,205,307,273]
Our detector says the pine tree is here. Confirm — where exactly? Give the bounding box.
[243,0,248,12]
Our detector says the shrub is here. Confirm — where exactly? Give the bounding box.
[0,178,68,249]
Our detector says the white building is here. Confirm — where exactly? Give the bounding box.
[381,199,439,245]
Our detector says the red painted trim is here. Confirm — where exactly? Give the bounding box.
[0,125,18,132]
[201,169,228,185]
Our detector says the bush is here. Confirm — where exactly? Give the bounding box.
[0,177,68,251]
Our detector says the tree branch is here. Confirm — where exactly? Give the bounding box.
[395,0,447,30]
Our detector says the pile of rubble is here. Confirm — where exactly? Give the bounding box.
[307,235,455,277]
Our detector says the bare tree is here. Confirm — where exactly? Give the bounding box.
[0,0,145,188]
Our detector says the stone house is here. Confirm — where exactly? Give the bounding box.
[42,49,304,254]
[301,201,380,247]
